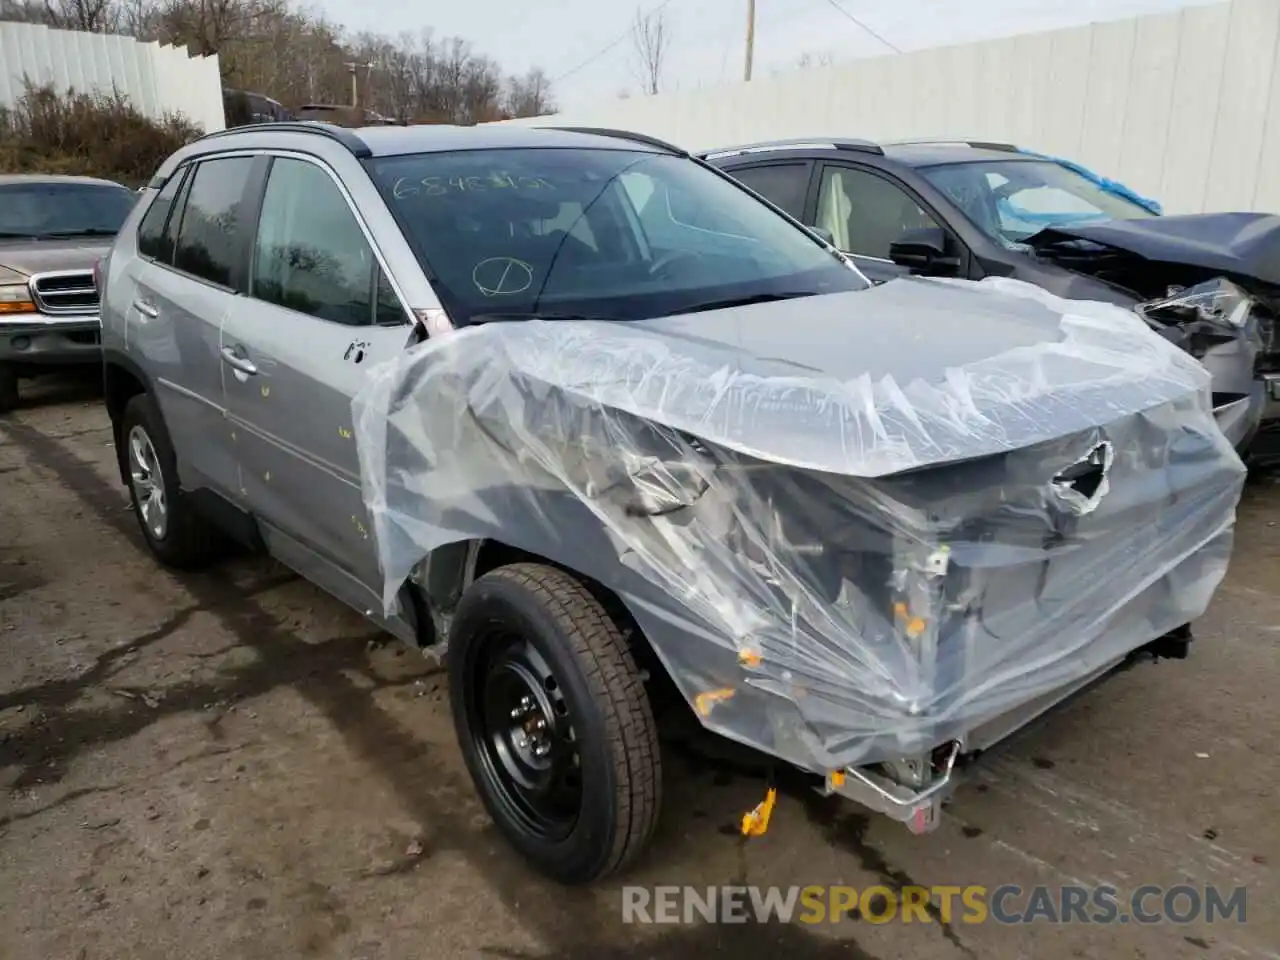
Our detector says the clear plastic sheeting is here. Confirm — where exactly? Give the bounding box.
[353,276,1247,774]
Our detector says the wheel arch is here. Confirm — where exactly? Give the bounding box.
[103,349,156,485]
[416,538,660,674]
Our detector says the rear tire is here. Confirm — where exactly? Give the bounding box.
[0,363,18,413]
[448,563,662,884]
[120,393,226,569]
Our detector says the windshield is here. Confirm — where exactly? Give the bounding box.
[0,182,135,239]
[919,159,1157,246]
[367,148,866,324]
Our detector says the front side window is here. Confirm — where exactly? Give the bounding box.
[172,156,255,287]
[919,159,1157,246]
[252,157,379,326]
[367,147,864,325]
[0,181,135,240]
[815,166,940,259]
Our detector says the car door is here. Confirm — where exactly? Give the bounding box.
[129,154,259,497]
[812,163,955,284]
[221,153,413,590]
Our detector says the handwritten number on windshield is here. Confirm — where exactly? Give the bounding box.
[391,174,554,199]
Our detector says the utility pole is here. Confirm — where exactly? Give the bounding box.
[744,0,756,81]
[344,61,359,108]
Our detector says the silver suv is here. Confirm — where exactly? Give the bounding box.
[100,122,1243,884]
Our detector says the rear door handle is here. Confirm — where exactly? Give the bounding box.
[220,345,258,376]
[133,299,158,318]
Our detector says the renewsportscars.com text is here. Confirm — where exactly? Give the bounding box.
[621,884,1248,926]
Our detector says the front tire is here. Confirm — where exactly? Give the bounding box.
[120,393,226,569]
[448,563,662,884]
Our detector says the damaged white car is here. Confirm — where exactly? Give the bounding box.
[102,123,1248,885]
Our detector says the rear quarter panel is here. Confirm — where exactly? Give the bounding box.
[100,185,155,359]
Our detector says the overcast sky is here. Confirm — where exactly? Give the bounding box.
[319,0,1211,112]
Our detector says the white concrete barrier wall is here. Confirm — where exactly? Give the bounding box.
[501,0,1280,215]
[0,22,224,132]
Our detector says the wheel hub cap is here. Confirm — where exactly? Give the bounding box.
[127,425,168,540]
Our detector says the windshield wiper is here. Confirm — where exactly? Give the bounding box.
[670,291,820,316]
[37,228,118,239]
[0,231,40,239]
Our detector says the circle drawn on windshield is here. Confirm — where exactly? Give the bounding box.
[473,257,534,297]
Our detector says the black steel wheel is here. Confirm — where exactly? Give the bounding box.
[448,562,661,884]
[470,630,583,839]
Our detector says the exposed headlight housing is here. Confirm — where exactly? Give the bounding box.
[1138,278,1256,332]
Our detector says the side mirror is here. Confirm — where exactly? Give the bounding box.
[809,226,836,246]
[889,226,962,276]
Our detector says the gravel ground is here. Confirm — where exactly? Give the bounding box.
[1,372,1277,960]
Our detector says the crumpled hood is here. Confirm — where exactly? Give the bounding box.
[0,238,114,277]
[389,275,1214,478]
[1026,213,1280,291]
[503,276,1212,476]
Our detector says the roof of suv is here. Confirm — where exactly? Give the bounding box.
[191,121,683,160]
[699,138,1038,169]
[883,142,1035,167]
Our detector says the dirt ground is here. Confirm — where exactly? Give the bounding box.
[1,372,1278,960]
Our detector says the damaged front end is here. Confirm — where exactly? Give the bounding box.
[1024,217,1280,459]
[352,276,1247,837]
[1137,278,1275,450]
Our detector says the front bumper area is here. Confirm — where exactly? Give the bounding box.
[0,316,102,367]
[817,625,1193,834]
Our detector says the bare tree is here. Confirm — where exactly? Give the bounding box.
[2,0,559,127]
[505,67,554,118]
[119,0,160,36]
[40,0,119,31]
[630,6,669,96]
[0,0,48,22]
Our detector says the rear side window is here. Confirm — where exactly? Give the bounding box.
[172,156,255,287]
[136,168,187,262]
[726,163,810,220]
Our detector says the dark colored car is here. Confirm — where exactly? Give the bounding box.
[700,138,1280,466]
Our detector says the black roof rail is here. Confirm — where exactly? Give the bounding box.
[883,137,1020,152]
[542,126,687,155]
[698,138,884,161]
[195,121,372,158]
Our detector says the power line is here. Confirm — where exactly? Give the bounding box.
[551,0,682,86]
[822,0,902,53]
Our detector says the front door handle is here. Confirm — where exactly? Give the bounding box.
[220,345,258,376]
[133,299,158,318]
